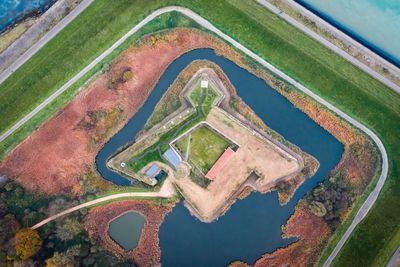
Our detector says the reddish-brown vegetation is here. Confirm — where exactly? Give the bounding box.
[255,202,331,267]
[84,199,175,266]
[0,28,234,196]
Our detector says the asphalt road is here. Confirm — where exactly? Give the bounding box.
[256,0,400,94]
[387,247,400,267]
[0,6,389,266]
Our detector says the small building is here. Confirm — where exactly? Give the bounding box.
[143,163,164,185]
[163,148,181,169]
[201,80,209,89]
[205,147,236,181]
[145,163,161,177]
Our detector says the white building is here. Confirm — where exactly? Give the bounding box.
[201,80,209,89]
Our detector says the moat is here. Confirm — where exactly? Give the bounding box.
[96,49,343,266]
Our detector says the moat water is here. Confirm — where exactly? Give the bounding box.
[97,49,343,266]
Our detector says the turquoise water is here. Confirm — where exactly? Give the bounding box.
[97,49,343,266]
[0,0,55,33]
[107,211,146,251]
[296,0,400,67]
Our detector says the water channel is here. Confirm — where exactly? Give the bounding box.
[96,49,343,266]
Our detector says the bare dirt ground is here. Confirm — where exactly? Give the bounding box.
[0,28,230,195]
[171,107,301,222]
[84,199,176,266]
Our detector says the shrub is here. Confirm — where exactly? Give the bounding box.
[122,70,133,81]
[309,201,327,217]
[15,228,42,260]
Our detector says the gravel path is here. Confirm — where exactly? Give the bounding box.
[0,7,388,266]
[31,179,175,229]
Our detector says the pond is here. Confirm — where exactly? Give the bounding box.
[108,211,146,252]
[96,48,343,266]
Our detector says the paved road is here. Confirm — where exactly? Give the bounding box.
[256,0,400,94]
[0,6,389,266]
[31,179,175,229]
[0,0,94,85]
[387,247,400,267]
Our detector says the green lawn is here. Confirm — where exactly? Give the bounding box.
[189,81,203,105]
[175,125,231,173]
[0,0,399,265]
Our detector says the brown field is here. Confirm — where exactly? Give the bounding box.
[172,107,301,222]
[255,201,331,267]
[0,28,234,195]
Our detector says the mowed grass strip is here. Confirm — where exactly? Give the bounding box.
[176,125,231,173]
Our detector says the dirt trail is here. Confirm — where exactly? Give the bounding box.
[31,178,175,229]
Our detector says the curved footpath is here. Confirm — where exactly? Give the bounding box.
[31,179,175,229]
[256,0,400,93]
[0,6,389,267]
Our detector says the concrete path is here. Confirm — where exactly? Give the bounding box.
[0,6,389,266]
[0,0,94,84]
[256,0,400,93]
[387,247,400,267]
[31,179,175,229]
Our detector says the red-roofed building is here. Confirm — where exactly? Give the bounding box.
[205,147,235,180]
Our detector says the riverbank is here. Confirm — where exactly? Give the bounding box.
[0,0,56,34]
[0,0,85,73]
[264,0,400,86]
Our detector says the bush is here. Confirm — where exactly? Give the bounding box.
[309,201,327,217]
[15,228,42,260]
[122,69,133,82]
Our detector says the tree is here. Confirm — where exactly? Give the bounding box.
[308,201,327,217]
[15,228,42,260]
[55,218,82,241]
[45,245,80,267]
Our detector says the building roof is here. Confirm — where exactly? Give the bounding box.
[205,147,235,180]
[201,80,209,88]
[145,163,160,177]
[163,148,181,169]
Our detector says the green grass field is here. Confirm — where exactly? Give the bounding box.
[0,0,399,265]
[175,125,231,173]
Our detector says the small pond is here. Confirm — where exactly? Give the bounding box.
[97,49,343,266]
[108,211,146,252]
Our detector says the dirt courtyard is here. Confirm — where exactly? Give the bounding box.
[171,107,301,222]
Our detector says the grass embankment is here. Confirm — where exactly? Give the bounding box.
[0,0,399,265]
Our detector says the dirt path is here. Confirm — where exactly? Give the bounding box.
[31,178,175,230]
